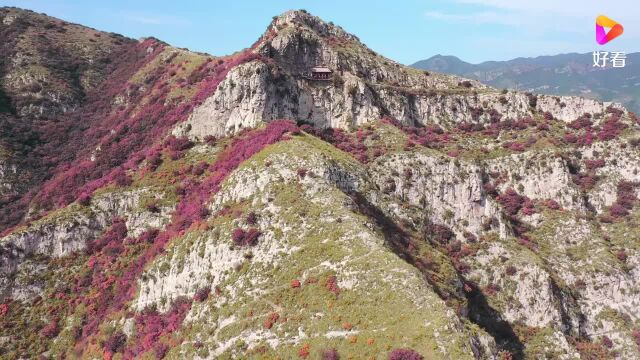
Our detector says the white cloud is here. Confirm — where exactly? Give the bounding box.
[452,0,637,17]
[426,1,640,37]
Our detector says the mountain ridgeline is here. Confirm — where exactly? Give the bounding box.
[1,6,640,360]
[412,53,640,113]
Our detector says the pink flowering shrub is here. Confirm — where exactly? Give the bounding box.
[572,173,597,191]
[563,132,578,144]
[496,188,526,216]
[388,348,424,360]
[86,218,127,253]
[104,330,127,353]
[585,159,605,171]
[597,116,626,141]
[609,181,638,218]
[40,319,60,338]
[568,115,593,130]
[503,141,527,152]
[123,296,192,358]
[0,303,8,317]
[303,126,373,163]
[325,275,340,295]
[77,192,91,206]
[542,199,561,210]
[321,349,340,360]
[632,329,640,350]
[521,198,536,215]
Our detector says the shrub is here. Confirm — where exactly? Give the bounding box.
[193,287,210,302]
[568,116,593,130]
[496,188,526,216]
[483,182,498,197]
[321,349,340,360]
[484,283,501,296]
[0,303,8,317]
[164,135,194,152]
[597,116,626,141]
[139,228,159,243]
[563,133,578,144]
[585,159,605,171]
[204,135,217,145]
[610,204,629,218]
[616,181,638,209]
[87,218,128,253]
[263,312,280,329]
[77,192,91,206]
[298,343,311,358]
[325,275,340,295]
[521,198,536,215]
[505,265,517,276]
[632,329,640,350]
[503,141,526,152]
[147,152,163,171]
[542,199,561,210]
[124,297,192,358]
[154,342,169,359]
[40,319,60,338]
[388,348,424,360]
[615,250,628,262]
[246,212,258,225]
[425,223,454,244]
[610,180,639,218]
[232,227,261,246]
[537,122,550,131]
[572,173,597,191]
[104,330,127,353]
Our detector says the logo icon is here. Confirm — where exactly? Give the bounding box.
[596,15,623,45]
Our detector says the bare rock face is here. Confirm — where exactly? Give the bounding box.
[0,158,19,196]
[486,152,585,211]
[0,188,173,300]
[368,151,510,239]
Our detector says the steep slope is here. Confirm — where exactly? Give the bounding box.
[0,7,261,231]
[412,53,640,113]
[1,7,640,360]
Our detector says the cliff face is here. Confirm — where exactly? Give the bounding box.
[1,7,640,360]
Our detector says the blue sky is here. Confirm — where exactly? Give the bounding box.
[2,0,638,64]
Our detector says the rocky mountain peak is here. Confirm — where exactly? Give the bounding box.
[270,9,357,42]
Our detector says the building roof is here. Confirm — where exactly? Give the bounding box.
[311,67,332,73]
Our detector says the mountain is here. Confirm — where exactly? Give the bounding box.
[2,6,640,359]
[412,53,640,113]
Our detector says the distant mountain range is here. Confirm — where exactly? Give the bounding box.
[412,53,640,113]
